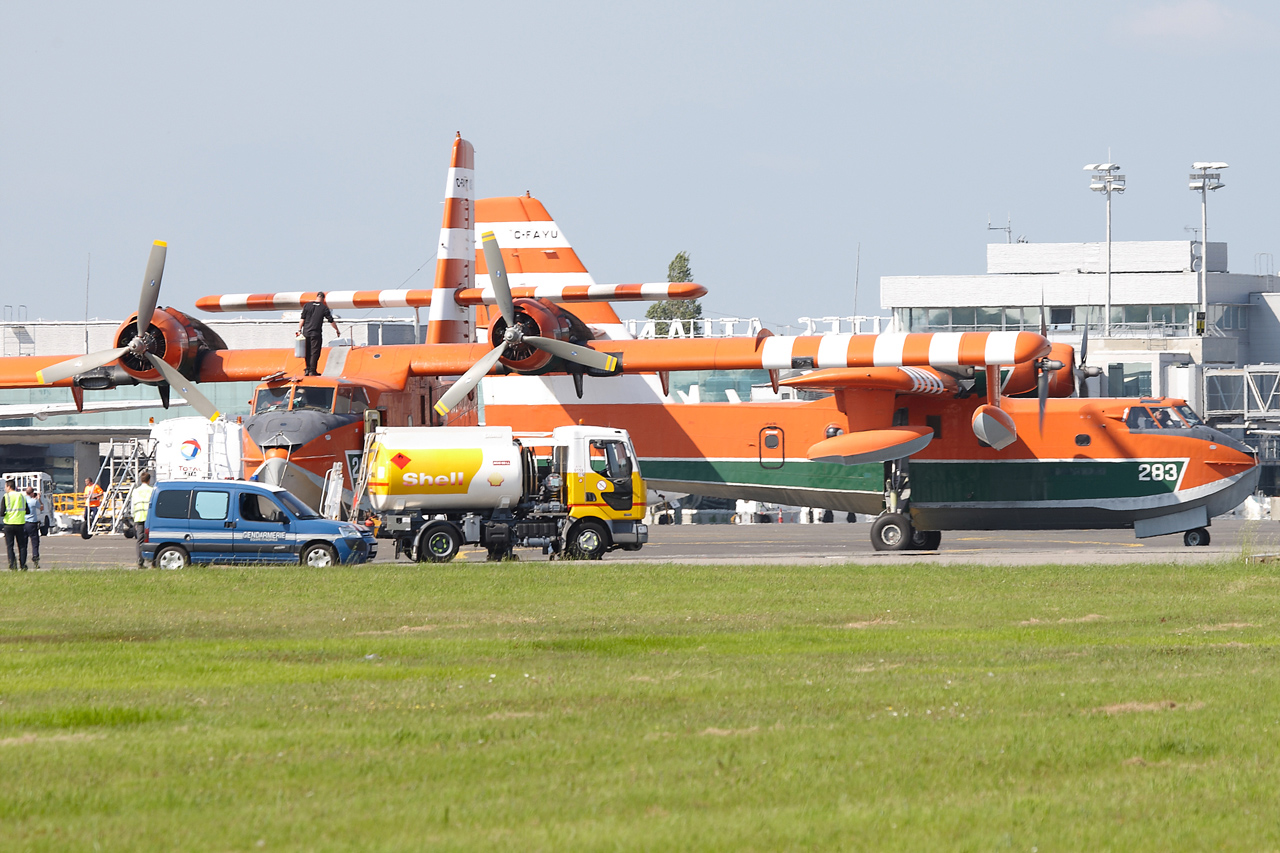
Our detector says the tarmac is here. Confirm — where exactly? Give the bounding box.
[8,518,1280,570]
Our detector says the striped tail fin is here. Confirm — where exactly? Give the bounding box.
[475,195,631,340]
[426,133,475,344]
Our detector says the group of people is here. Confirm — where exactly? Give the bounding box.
[3,479,45,570]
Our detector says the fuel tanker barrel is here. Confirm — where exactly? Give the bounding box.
[365,426,527,512]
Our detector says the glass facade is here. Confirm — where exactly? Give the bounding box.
[896,304,1239,336]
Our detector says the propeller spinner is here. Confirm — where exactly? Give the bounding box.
[432,231,619,416]
[36,241,221,421]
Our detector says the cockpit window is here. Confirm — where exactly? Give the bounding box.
[291,387,335,413]
[1176,405,1204,427]
[1153,408,1178,429]
[254,386,291,414]
[334,386,368,415]
[1126,407,1157,430]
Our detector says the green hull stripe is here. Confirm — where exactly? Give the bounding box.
[643,458,1185,502]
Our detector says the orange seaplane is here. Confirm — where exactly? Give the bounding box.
[2,135,1258,551]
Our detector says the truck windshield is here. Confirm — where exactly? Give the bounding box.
[291,387,335,413]
[254,386,291,414]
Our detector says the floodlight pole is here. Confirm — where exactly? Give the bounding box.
[1085,164,1125,337]
[1189,163,1227,336]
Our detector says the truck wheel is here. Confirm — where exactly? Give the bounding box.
[417,523,461,563]
[910,529,941,551]
[871,513,914,552]
[566,520,610,560]
[1183,528,1211,547]
[301,543,338,567]
[155,545,189,571]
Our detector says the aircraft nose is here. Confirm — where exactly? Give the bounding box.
[1204,427,1255,458]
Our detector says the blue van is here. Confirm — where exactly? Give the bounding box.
[139,480,377,568]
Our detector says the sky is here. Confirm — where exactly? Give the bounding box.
[2,0,1278,335]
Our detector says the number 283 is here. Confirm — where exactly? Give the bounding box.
[1138,463,1179,481]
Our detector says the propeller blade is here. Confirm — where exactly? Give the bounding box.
[137,241,167,330]
[480,230,515,326]
[36,347,130,385]
[145,353,220,421]
[432,343,508,416]
[1039,296,1047,338]
[525,336,619,373]
[1037,368,1049,434]
[1076,307,1092,397]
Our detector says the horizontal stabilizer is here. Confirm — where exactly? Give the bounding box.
[806,427,934,465]
[194,282,705,313]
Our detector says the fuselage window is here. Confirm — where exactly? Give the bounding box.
[1075,434,1091,446]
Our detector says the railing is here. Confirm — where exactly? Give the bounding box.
[623,315,885,339]
[52,492,86,514]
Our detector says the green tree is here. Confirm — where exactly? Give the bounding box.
[645,251,703,336]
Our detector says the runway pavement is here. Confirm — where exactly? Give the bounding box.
[10,518,1280,570]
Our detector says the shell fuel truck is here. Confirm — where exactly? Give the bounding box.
[365,425,648,561]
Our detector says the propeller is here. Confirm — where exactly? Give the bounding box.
[36,241,220,420]
[433,231,619,416]
[1074,308,1102,397]
[1034,300,1062,433]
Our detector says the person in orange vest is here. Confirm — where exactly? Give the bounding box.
[84,478,103,509]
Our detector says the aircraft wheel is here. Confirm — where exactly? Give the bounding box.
[566,519,610,560]
[417,523,461,563]
[910,529,942,551]
[871,513,914,552]
[1183,528,1211,547]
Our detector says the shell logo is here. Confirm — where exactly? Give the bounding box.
[388,448,483,495]
[180,439,201,461]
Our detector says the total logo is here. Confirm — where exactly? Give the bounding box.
[180,439,201,461]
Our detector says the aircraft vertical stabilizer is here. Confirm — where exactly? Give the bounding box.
[475,196,630,340]
[427,133,475,344]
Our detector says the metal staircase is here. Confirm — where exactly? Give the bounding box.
[84,437,156,537]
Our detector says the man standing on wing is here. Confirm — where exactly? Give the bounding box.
[132,471,154,568]
[4,479,28,570]
[297,291,340,377]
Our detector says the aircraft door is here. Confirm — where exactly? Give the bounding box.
[759,426,785,469]
[234,491,297,561]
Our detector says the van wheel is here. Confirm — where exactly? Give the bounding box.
[301,543,338,567]
[566,520,610,560]
[155,545,189,571]
[417,524,460,563]
[871,513,914,552]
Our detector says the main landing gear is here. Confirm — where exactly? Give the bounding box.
[870,458,941,552]
[1183,527,1211,547]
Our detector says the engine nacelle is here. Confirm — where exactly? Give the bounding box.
[1002,343,1077,398]
[487,298,595,374]
[110,307,223,385]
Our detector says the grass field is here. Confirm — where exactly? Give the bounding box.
[2,559,1280,851]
